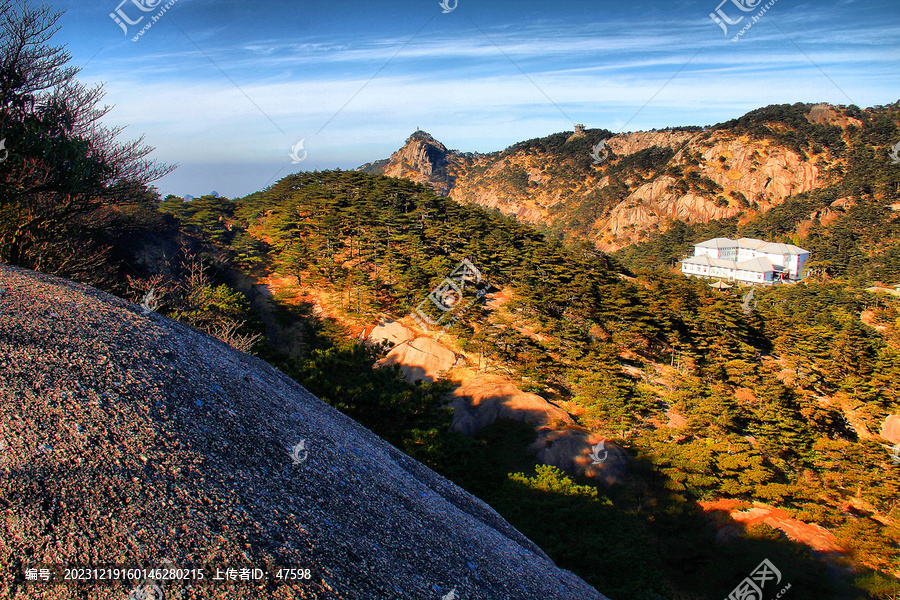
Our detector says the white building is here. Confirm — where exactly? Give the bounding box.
[680,237,809,285]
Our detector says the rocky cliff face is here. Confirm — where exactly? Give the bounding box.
[595,135,821,249]
[360,106,842,251]
[361,130,461,197]
[0,265,608,600]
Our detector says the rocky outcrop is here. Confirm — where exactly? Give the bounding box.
[448,378,574,436]
[365,320,629,483]
[807,103,863,128]
[606,130,696,156]
[366,319,457,384]
[365,130,459,197]
[365,318,416,347]
[591,136,820,249]
[450,176,548,223]
[0,265,608,600]
[701,499,843,555]
[532,430,629,486]
[882,415,900,445]
[376,336,459,383]
[448,377,627,484]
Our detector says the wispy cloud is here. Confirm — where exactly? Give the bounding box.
[49,0,900,197]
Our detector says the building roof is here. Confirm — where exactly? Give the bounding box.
[739,257,782,273]
[695,237,810,256]
[735,237,768,250]
[682,254,781,274]
[751,240,809,255]
[695,237,736,249]
[682,254,724,267]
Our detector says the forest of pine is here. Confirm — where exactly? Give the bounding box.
[1,3,899,597]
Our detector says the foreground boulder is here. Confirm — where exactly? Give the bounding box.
[0,266,607,600]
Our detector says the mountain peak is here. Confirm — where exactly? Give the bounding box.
[406,129,444,147]
[358,130,456,196]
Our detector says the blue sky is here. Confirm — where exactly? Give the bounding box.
[48,0,900,198]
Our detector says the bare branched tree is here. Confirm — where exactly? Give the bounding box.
[209,319,262,354]
[0,0,175,280]
[126,249,262,354]
[0,0,77,116]
[0,0,173,185]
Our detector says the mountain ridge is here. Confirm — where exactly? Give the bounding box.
[358,102,894,252]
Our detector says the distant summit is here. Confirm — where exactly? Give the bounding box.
[358,129,457,196]
[406,128,441,144]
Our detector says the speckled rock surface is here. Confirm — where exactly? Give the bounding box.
[0,265,608,600]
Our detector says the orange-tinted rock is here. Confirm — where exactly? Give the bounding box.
[376,336,458,383]
[881,415,900,444]
[700,500,844,555]
[448,377,627,484]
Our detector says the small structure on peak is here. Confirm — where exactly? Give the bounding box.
[681,237,810,285]
[408,129,436,143]
[567,124,588,142]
